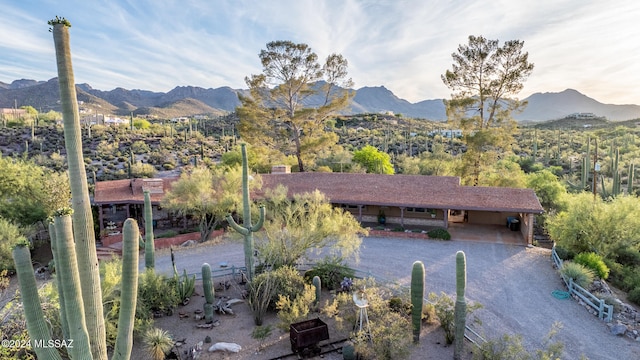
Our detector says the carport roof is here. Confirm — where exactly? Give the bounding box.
[94,172,544,214]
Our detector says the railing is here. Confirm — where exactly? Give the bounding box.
[551,245,613,322]
[186,265,247,282]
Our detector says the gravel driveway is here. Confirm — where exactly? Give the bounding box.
[152,236,640,360]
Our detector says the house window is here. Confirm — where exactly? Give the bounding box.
[340,204,362,210]
[407,207,426,213]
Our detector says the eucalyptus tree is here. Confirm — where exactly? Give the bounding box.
[237,40,353,172]
[442,35,534,185]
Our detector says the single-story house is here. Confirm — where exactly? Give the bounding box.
[93,172,544,245]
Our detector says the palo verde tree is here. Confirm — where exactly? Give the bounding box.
[442,35,534,185]
[257,185,366,269]
[161,165,249,242]
[237,40,353,172]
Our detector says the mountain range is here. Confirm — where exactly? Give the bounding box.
[1,78,640,122]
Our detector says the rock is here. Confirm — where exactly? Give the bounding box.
[208,342,242,353]
[611,324,627,336]
[181,240,197,247]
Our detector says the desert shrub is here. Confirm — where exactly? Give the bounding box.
[388,296,412,316]
[131,140,151,154]
[473,322,565,360]
[267,266,306,309]
[101,259,153,346]
[131,162,157,178]
[628,287,640,306]
[248,272,277,326]
[156,230,178,238]
[559,262,594,288]
[0,219,27,271]
[138,269,179,315]
[574,252,609,279]
[275,284,315,330]
[304,256,355,290]
[553,245,575,260]
[0,282,64,360]
[428,292,482,345]
[133,119,151,129]
[323,278,413,360]
[427,228,451,240]
[162,163,175,170]
[614,246,640,266]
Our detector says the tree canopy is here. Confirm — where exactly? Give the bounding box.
[237,40,353,172]
[352,145,394,174]
[0,155,70,227]
[256,185,366,269]
[546,193,640,258]
[161,165,254,242]
[442,35,534,185]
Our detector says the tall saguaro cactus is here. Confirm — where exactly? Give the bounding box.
[225,143,265,282]
[454,251,467,360]
[50,17,106,359]
[143,190,155,269]
[411,261,425,344]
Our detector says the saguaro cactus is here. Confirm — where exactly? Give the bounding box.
[411,261,425,344]
[225,143,265,282]
[143,190,155,269]
[50,17,106,358]
[202,263,215,322]
[12,244,63,360]
[628,163,635,195]
[312,275,322,306]
[112,219,140,360]
[454,251,467,360]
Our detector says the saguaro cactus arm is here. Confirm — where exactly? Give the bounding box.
[12,244,64,360]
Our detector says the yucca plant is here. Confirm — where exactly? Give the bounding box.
[142,327,174,360]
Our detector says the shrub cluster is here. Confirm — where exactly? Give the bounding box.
[427,228,451,240]
[559,262,594,288]
[304,257,355,290]
[574,252,609,279]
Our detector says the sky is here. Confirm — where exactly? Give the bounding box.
[1,0,639,105]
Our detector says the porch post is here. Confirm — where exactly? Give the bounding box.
[525,213,534,245]
[98,205,105,234]
[357,205,363,222]
[400,207,405,228]
[444,208,449,229]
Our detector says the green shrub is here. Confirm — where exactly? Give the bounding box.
[427,228,451,240]
[428,292,482,345]
[275,284,315,331]
[628,287,640,306]
[553,245,575,261]
[574,252,609,279]
[304,257,355,290]
[156,230,178,238]
[614,246,640,266]
[138,269,179,315]
[559,262,594,288]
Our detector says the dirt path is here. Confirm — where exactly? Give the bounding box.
[152,236,640,360]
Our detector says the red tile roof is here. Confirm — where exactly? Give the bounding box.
[259,173,544,214]
[93,173,543,214]
[93,178,178,205]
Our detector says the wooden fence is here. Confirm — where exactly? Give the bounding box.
[551,245,613,322]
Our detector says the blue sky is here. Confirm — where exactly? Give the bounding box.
[1,0,639,104]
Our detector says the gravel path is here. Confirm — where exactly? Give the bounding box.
[152,236,640,360]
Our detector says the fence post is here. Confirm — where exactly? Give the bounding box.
[598,299,604,320]
[568,278,574,295]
